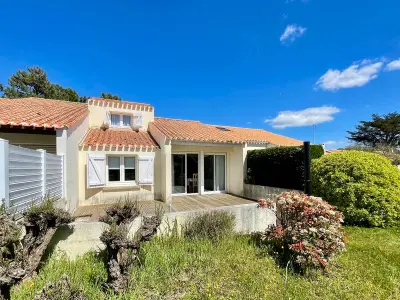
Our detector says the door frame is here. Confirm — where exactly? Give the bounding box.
[202,153,227,194]
[171,152,200,195]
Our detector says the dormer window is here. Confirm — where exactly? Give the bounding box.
[110,114,132,128]
[123,115,131,126]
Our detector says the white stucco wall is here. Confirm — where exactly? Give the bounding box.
[88,102,154,131]
[148,124,171,202]
[56,116,89,212]
[148,124,274,202]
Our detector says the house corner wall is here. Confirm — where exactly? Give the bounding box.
[149,124,171,203]
[58,116,89,212]
[228,145,246,196]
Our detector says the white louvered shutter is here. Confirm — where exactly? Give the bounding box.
[104,110,111,126]
[138,157,154,185]
[87,154,106,188]
[133,112,143,129]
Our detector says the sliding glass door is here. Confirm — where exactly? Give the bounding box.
[172,153,199,194]
[172,154,185,194]
[204,154,226,192]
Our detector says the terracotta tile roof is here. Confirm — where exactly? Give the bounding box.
[81,128,159,148]
[0,97,88,129]
[151,118,302,146]
[88,97,153,111]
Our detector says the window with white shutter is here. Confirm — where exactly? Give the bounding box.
[138,157,154,185]
[108,114,134,128]
[106,156,136,183]
[87,154,106,188]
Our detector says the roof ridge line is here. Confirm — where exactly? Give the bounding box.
[88,97,153,107]
[155,117,201,122]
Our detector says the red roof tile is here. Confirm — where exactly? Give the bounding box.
[151,118,302,146]
[81,128,159,148]
[0,97,88,129]
[88,98,153,111]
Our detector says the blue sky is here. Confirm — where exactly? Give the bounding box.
[1,0,399,148]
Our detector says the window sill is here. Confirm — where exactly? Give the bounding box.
[103,183,140,192]
[110,125,131,129]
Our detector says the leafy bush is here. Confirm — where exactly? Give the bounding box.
[183,211,235,241]
[311,150,400,227]
[1,196,73,298]
[246,145,324,190]
[99,196,141,225]
[24,196,74,230]
[256,192,345,273]
[346,144,400,166]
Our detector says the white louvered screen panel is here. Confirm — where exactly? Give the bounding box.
[8,145,43,212]
[46,152,63,198]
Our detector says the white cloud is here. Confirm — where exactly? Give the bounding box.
[385,58,400,71]
[315,59,384,91]
[323,141,337,145]
[280,24,307,44]
[265,106,340,129]
[323,141,345,146]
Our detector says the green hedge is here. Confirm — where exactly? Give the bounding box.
[311,150,400,227]
[245,145,324,190]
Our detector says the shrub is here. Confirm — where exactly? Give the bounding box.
[246,145,324,190]
[346,144,400,166]
[24,196,74,231]
[183,211,235,241]
[99,196,141,225]
[256,192,345,273]
[311,150,400,227]
[1,196,73,298]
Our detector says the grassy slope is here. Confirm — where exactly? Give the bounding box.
[12,227,400,300]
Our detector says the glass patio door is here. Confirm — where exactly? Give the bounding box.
[172,154,185,194]
[172,153,199,194]
[204,154,226,192]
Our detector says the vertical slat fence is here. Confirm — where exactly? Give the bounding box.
[0,138,64,214]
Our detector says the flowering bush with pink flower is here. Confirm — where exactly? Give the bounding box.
[256,192,345,273]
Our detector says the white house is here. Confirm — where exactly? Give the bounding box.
[0,97,302,212]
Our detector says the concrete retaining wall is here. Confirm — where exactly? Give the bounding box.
[52,201,276,259]
[49,222,109,259]
[158,203,275,235]
[243,183,296,201]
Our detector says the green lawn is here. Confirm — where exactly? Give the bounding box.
[12,227,400,299]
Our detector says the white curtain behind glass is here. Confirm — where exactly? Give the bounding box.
[111,114,120,126]
[215,155,225,191]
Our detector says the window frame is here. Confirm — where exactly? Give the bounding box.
[109,113,132,128]
[106,156,136,185]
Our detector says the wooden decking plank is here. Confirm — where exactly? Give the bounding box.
[74,194,256,222]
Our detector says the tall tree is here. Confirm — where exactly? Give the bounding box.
[0,66,86,102]
[101,92,121,100]
[347,112,400,147]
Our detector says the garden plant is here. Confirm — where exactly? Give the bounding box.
[311,150,400,227]
[0,196,73,299]
[256,191,346,273]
